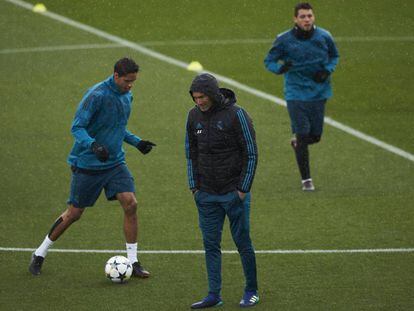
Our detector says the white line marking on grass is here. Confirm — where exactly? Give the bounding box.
[336,36,414,42]
[1,247,414,254]
[0,43,123,54]
[3,35,412,55]
[138,36,414,46]
[325,117,414,161]
[5,0,414,163]
[143,39,274,46]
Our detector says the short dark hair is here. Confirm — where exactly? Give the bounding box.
[114,57,139,76]
[294,2,313,16]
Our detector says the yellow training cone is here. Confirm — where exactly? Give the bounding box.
[32,3,47,13]
[187,61,203,72]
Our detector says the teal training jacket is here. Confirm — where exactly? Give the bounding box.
[67,75,141,170]
[264,26,339,101]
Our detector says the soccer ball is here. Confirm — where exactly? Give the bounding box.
[105,255,132,283]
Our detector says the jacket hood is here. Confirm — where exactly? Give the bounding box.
[220,88,236,107]
[189,73,224,104]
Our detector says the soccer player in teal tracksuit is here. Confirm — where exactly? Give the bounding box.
[186,73,259,308]
[29,58,155,278]
[264,2,339,191]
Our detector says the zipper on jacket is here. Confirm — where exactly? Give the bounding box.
[206,113,218,191]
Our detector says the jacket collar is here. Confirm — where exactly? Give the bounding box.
[292,24,315,40]
[106,75,123,94]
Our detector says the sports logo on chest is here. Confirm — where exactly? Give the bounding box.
[195,122,203,135]
[195,120,226,136]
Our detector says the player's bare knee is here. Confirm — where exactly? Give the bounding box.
[67,207,84,222]
[123,200,137,216]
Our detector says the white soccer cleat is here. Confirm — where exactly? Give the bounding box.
[302,179,315,191]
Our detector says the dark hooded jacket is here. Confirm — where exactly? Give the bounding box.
[185,74,258,194]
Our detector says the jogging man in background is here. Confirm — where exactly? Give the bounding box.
[264,2,339,191]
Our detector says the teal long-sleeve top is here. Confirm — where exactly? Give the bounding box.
[264,26,339,101]
[67,75,141,170]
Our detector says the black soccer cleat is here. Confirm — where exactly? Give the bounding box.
[131,261,150,278]
[191,293,223,309]
[29,253,44,276]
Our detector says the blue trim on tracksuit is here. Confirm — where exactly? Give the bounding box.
[185,128,195,189]
[236,109,257,192]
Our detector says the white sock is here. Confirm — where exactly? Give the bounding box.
[126,242,138,264]
[35,235,54,258]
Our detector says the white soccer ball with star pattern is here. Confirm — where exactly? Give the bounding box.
[105,255,132,283]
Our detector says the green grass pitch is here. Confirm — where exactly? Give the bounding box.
[1,1,413,310]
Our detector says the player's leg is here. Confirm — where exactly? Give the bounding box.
[296,133,320,191]
[299,99,326,190]
[287,101,313,189]
[117,192,150,277]
[29,205,85,276]
[117,192,138,244]
[191,191,225,309]
[48,205,85,241]
[106,164,149,278]
[224,192,259,307]
[295,134,312,187]
[116,191,141,269]
[29,167,103,276]
[308,99,326,144]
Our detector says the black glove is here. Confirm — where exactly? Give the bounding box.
[279,60,293,74]
[136,140,156,155]
[313,70,330,83]
[91,142,109,162]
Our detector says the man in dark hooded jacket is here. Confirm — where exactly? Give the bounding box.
[185,73,259,308]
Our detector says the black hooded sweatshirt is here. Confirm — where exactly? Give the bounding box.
[185,74,258,195]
